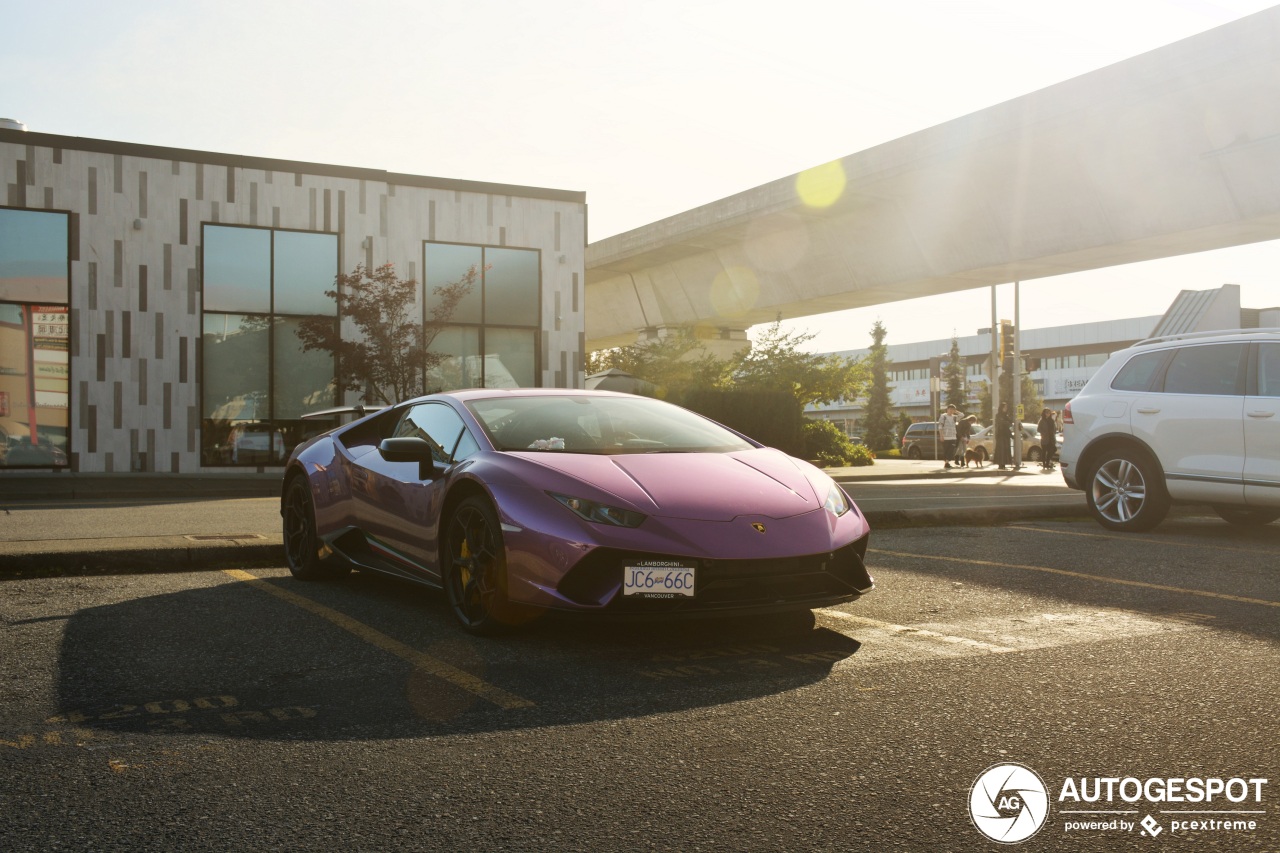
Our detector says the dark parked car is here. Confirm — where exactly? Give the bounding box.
[901,421,944,459]
[282,389,874,634]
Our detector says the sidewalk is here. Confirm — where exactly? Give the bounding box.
[0,460,1073,577]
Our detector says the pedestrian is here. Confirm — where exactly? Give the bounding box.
[956,414,976,467]
[939,403,960,470]
[994,401,1015,469]
[1037,407,1058,470]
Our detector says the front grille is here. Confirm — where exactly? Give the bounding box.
[557,536,872,611]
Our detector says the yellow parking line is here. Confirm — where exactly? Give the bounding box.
[1007,524,1280,556]
[869,550,1280,609]
[221,570,534,710]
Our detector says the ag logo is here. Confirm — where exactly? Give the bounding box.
[968,762,1050,843]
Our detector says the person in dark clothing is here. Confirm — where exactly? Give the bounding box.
[955,414,975,467]
[994,401,1015,469]
[1037,407,1058,470]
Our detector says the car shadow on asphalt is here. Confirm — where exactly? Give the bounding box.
[50,569,865,743]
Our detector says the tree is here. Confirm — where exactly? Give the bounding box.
[861,321,896,452]
[587,327,726,400]
[296,262,479,406]
[944,335,967,410]
[729,320,866,408]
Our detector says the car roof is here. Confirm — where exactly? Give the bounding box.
[1130,327,1280,350]
[437,388,637,403]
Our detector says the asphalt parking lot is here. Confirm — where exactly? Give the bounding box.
[2,514,1277,851]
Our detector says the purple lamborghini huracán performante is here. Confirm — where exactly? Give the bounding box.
[281,389,873,634]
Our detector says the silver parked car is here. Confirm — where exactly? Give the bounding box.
[967,422,1060,465]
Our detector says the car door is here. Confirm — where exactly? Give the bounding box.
[1245,342,1280,506]
[354,401,477,581]
[1134,342,1247,505]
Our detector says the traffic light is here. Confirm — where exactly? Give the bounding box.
[999,320,1015,366]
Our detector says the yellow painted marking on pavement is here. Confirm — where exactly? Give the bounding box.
[870,549,1280,609]
[1007,524,1280,556]
[819,609,1017,653]
[221,570,533,710]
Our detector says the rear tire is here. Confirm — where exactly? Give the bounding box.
[1085,449,1169,532]
[907,446,922,460]
[1214,506,1280,526]
[283,476,349,580]
[1027,446,1042,463]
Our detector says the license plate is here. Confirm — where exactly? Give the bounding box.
[623,561,696,598]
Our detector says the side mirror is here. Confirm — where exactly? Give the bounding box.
[378,437,449,480]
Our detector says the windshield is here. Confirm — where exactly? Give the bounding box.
[466,395,756,454]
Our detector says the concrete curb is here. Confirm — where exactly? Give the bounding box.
[0,503,1094,578]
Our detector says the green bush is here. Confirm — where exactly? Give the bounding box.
[844,444,876,467]
[802,419,869,467]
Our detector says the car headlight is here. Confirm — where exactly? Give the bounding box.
[823,483,851,517]
[549,492,647,528]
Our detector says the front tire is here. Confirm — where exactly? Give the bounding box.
[443,496,524,635]
[1214,506,1280,526]
[283,476,348,580]
[1085,449,1169,532]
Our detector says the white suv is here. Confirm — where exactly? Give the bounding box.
[1060,329,1280,531]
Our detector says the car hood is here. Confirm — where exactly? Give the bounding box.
[507,448,821,521]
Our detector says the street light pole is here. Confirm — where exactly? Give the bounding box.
[1013,280,1022,468]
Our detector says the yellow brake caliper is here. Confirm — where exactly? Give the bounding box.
[459,537,471,587]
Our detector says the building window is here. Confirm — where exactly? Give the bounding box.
[423,242,540,391]
[0,208,70,468]
[201,224,337,466]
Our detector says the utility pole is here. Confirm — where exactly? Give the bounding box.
[990,285,999,423]
[1013,281,1022,468]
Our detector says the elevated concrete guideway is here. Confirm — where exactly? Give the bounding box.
[585,7,1280,351]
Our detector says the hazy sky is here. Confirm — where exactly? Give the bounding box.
[4,0,1278,350]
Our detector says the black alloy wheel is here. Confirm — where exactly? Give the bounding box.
[283,476,348,580]
[444,496,519,634]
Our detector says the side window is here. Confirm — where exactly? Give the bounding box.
[1162,343,1246,396]
[1257,344,1280,398]
[394,402,471,463]
[1110,351,1167,392]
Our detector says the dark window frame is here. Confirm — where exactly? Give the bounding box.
[421,240,542,390]
[0,205,73,470]
[199,222,340,467]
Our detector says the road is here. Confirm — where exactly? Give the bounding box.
[2,515,1276,851]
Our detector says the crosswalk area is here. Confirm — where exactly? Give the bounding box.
[816,606,1210,667]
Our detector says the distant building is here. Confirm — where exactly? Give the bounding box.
[1,126,586,474]
[808,284,1278,432]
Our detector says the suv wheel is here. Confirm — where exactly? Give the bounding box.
[1086,449,1169,532]
[1213,506,1280,526]
[907,446,922,460]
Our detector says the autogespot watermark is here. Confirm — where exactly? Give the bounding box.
[968,763,1269,843]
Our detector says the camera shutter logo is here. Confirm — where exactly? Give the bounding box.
[969,763,1050,843]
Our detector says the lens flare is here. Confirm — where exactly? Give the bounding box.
[796,160,846,208]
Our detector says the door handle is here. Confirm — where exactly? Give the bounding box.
[1135,407,1161,414]
[1247,411,1275,418]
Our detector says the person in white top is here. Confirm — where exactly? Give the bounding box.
[939,404,960,470]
